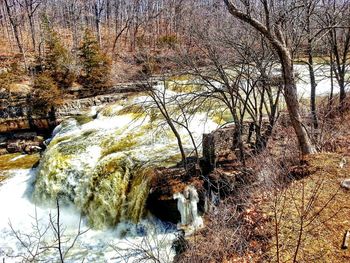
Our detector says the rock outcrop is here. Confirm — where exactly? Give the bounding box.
[0,81,154,154]
[0,81,153,134]
[0,132,44,155]
[147,166,205,224]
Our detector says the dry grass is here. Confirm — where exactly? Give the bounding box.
[262,98,350,262]
[264,153,350,262]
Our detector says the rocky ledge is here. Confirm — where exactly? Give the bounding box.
[0,132,45,155]
[0,81,155,154]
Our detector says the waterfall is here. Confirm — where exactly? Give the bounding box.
[32,113,157,228]
[32,94,218,229]
[0,84,219,262]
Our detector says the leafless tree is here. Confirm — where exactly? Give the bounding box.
[223,0,317,155]
[3,0,27,68]
[110,226,175,263]
[8,198,89,262]
[321,0,350,108]
[18,0,42,52]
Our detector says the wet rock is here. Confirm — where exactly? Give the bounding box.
[202,126,238,172]
[0,119,30,132]
[13,132,37,140]
[34,136,44,143]
[0,134,45,155]
[0,136,6,144]
[7,142,22,153]
[0,88,9,99]
[24,145,42,154]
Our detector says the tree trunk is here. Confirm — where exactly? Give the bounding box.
[307,44,318,129]
[28,15,36,51]
[280,51,316,155]
[4,0,27,69]
[339,81,346,107]
[329,50,334,107]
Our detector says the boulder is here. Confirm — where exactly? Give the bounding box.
[202,126,237,171]
[341,179,350,190]
[13,132,37,140]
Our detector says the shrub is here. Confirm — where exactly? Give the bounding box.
[43,21,76,88]
[79,30,111,89]
[0,71,17,90]
[157,34,178,49]
[30,73,62,115]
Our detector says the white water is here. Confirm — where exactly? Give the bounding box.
[0,169,177,262]
[1,65,336,262]
[0,83,220,262]
[294,64,342,98]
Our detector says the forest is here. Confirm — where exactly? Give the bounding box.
[0,0,349,262]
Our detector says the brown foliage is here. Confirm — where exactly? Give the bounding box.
[30,73,62,114]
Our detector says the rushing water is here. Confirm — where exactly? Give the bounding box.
[0,169,176,262]
[294,64,340,98]
[0,85,217,262]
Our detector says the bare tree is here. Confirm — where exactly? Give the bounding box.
[142,78,187,167]
[93,0,105,46]
[8,198,89,262]
[110,226,175,263]
[4,0,27,68]
[322,0,350,108]
[18,0,42,51]
[178,14,282,162]
[223,0,317,155]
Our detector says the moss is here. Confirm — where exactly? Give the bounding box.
[101,133,139,157]
[98,104,120,117]
[211,110,233,125]
[0,153,40,170]
[49,134,73,147]
[74,115,94,125]
[167,74,193,82]
[123,167,154,222]
[58,139,89,155]
[117,104,144,115]
[83,154,133,228]
[33,149,74,202]
[55,130,98,155]
[160,153,183,167]
[0,171,10,182]
[166,80,203,93]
